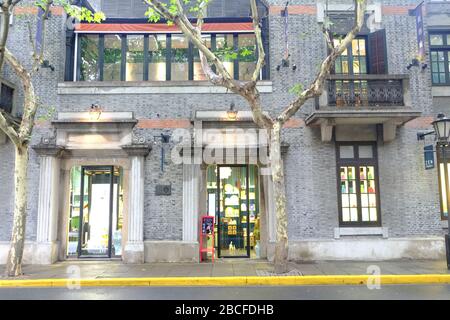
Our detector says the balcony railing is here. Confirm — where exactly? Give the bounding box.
[317,74,410,109]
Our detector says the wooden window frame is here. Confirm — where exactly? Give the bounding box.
[333,36,369,75]
[336,142,382,227]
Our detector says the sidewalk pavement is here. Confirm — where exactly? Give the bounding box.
[1,259,449,280]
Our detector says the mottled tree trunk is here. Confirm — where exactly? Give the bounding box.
[5,144,29,277]
[270,122,288,274]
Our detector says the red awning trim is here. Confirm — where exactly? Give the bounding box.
[75,22,254,33]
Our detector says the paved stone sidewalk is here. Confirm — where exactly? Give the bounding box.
[0,259,449,279]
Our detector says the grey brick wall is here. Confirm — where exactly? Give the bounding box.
[0,0,446,248]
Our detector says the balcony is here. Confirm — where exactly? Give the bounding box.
[306,74,421,142]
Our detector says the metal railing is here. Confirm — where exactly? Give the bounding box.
[325,74,407,108]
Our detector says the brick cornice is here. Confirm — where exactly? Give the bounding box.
[269,5,316,16]
[382,5,416,16]
[137,119,191,129]
[13,5,64,16]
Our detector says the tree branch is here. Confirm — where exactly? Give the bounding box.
[277,0,367,124]
[250,0,265,82]
[34,0,53,71]
[0,0,13,71]
[0,111,20,145]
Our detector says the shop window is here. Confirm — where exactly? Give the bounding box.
[438,152,450,220]
[193,35,211,81]
[0,83,14,114]
[238,34,257,81]
[75,32,263,82]
[336,143,381,227]
[126,35,144,81]
[79,34,99,81]
[214,34,235,78]
[148,34,167,81]
[430,31,450,85]
[103,35,122,81]
[171,35,189,81]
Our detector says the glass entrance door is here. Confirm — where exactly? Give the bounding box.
[67,166,123,258]
[217,165,250,258]
[206,165,261,259]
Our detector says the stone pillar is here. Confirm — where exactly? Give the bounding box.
[182,164,201,242]
[122,144,151,263]
[32,144,65,265]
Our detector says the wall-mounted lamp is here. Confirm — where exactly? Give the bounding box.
[407,58,427,71]
[89,104,102,120]
[227,102,238,121]
[41,60,55,72]
[406,58,420,70]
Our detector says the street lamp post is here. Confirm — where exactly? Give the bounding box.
[432,114,450,269]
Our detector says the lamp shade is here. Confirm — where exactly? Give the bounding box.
[433,116,450,144]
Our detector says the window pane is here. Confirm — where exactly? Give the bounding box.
[193,35,211,81]
[171,35,189,81]
[369,208,378,222]
[430,34,444,46]
[126,35,144,81]
[359,145,373,158]
[215,34,235,78]
[80,35,99,81]
[342,208,350,222]
[350,208,358,221]
[335,59,342,73]
[238,34,257,81]
[362,208,369,222]
[433,73,440,84]
[0,84,14,113]
[149,35,167,81]
[340,146,354,159]
[103,35,122,81]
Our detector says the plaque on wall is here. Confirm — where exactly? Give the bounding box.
[155,184,172,196]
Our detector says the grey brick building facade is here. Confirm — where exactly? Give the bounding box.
[0,0,448,264]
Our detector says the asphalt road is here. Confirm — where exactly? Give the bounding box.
[0,285,449,300]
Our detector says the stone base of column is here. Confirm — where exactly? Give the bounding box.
[123,242,145,264]
[32,241,59,265]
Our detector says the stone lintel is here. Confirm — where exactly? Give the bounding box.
[122,144,152,157]
[32,144,65,157]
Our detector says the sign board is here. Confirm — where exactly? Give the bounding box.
[202,216,214,235]
[35,7,45,55]
[425,145,435,170]
[414,2,426,61]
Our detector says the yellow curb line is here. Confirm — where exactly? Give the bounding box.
[1,274,450,288]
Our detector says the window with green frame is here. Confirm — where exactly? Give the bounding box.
[430,32,450,85]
